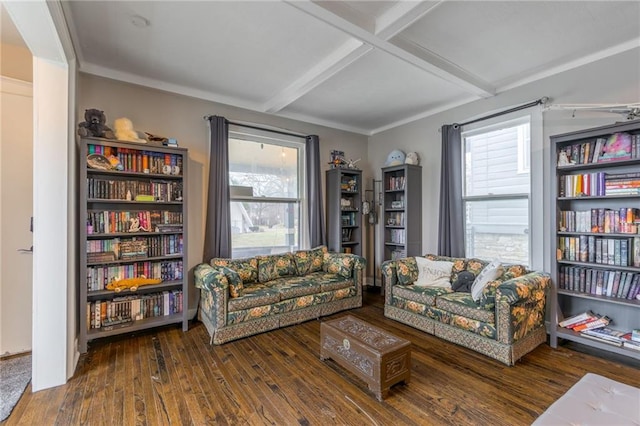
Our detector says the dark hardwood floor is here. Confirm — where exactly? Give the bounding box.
[5,291,640,425]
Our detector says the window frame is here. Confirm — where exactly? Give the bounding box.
[460,109,543,268]
[228,125,308,257]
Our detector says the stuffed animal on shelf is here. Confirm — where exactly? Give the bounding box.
[77,108,115,139]
[385,149,406,167]
[106,276,162,292]
[114,117,147,143]
[405,152,420,165]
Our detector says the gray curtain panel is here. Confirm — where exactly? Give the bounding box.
[438,124,465,257]
[203,116,232,261]
[306,135,326,248]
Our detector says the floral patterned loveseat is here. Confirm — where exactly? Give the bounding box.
[195,246,365,344]
[381,254,550,365]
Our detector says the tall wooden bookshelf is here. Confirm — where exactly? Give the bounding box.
[550,120,640,360]
[383,164,422,261]
[326,168,362,255]
[79,137,188,353]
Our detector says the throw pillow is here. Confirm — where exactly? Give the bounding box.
[323,253,354,278]
[451,271,476,293]
[470,260,504,302]
[414,257,454,287]
[211,257,258,284]
[220,266,243,298]
[257,253,295,283]
[293,246,326,275]
[396,257,419,285]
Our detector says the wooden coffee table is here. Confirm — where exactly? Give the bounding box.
[320,315,411,401]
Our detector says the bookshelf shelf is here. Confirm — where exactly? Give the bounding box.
[86,313,184,340]
[550,120,640,361]
[79,137,189,353]
[326,169,362,255]
[382,165,421,261]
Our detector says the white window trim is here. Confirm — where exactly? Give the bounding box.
[228,125,309,252]
[460,106,543,269]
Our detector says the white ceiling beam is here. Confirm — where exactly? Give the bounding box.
[265,0,455,113]
[375,0,443,39]
[262,39,371,113]
[285,0,495,98]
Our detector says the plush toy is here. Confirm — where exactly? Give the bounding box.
[451,271,475,293]
[114,117,147,143]
[385,149,406,167]
[106,276,162,292]
[405,152,420,165]
[77,108,115,139]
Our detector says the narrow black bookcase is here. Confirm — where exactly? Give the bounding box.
[550,120,640,360]
[382,164,422,261]
[326,168,362,255]
[79,137,188,353]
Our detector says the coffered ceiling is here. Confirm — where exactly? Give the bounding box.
[48,1,640,134]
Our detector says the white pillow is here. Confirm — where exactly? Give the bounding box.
[470,260,504,302]
[414,257,454,287]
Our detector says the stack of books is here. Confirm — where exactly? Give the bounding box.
[559,311,640,350]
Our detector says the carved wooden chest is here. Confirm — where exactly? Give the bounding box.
[320,315,411,401]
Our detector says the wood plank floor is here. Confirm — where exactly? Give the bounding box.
[5,291,640,425]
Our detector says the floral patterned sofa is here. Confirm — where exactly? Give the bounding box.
[381,254,550,365]
[195,246,365,344]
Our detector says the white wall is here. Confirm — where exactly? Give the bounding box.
[0,77,33,356]
[368,47,640,275]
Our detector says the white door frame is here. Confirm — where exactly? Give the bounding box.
[3,0,78,391]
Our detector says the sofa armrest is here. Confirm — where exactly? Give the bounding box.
[194,263,228,293]
[494,271,551,344]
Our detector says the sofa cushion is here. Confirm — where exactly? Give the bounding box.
[293,246,326,275]
[396,257,418,285]
[436,292,495,324]
[269,276,322,299]
[323,253,354,278]
[448,314,497,340]
[211,257,258,284]
[227,283,280,312]
[258,253,296,283]
[415,257,454,287]
[425,254,468,283]
[393,284,452,306]
[466,258,490,276]
[471,260,503,302]
[478,264,529,309]
[220,266,244,298]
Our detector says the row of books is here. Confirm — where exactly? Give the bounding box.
[386,212,405,227]
[558,208,639,234]
[87,290,183,330]
[559,172,640,198]
[88,144,183,176]
[86,260,184,292]
[557,236,640,267]
[390,249,407,260]
[559,311,640,350]
[87,210,183,235]
[557,132,640,166]
[387,176,406,191]
[87,177,183,202]
[86,235,184,261]
[341,212,357,226]
[558,266,640,300]
[388,229,406,244]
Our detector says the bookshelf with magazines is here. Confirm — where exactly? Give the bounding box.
[79,137,189,353]
[550,120,640,361]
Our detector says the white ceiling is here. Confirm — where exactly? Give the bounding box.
[38,1,640,134]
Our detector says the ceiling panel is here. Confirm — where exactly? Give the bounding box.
[400,1,640,87]
[281,49,472,132]
[66,1,351,103]
[340,1,398,20]
[1,4,26,47]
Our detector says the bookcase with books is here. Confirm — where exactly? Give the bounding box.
[326,168,362,255]
[79,137,188,353]
[550,120,640,360]
[382,164,422,261]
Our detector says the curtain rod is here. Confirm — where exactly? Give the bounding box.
[453,97,549,129]
[203,115,307,139]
